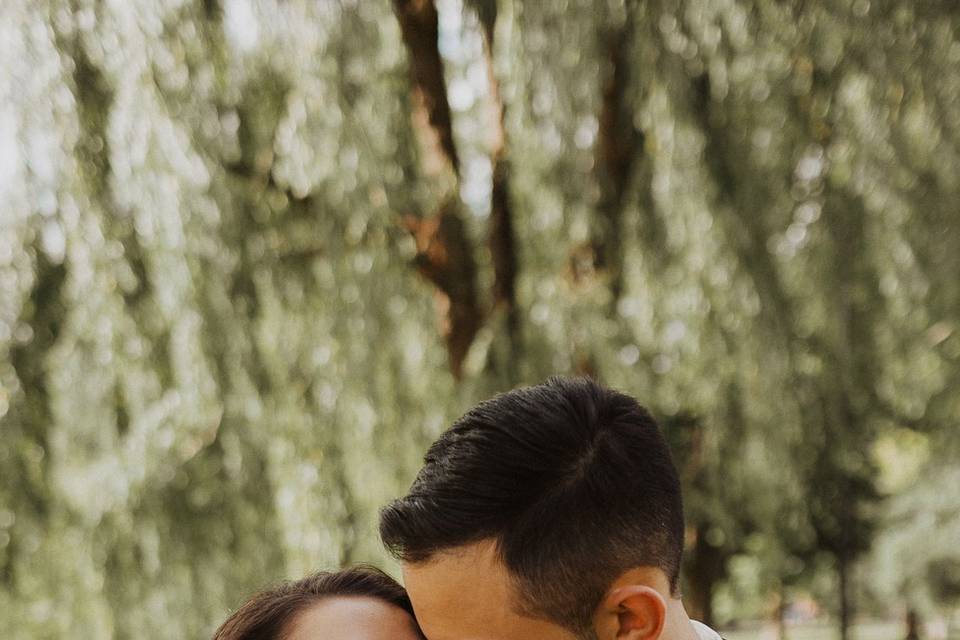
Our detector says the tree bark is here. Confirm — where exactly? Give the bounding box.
[684,524,726,628]
[838,552,851,640]
[777,582,789,640]
[905,609,921,640]
[593,9,642,301]
[393,0,460,179]
[470,0,520,385]
[476,5,519,340]
[393,0,483,379]
[402,204,483,379]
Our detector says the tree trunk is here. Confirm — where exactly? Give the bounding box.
[838,553,851,640]
[776,582,789,640]
[476,3,519,345]
[905,609,920,640]
[685,526,725,628]
[393,0,459,178]
[393,0,483,379]
[592,8,641,302]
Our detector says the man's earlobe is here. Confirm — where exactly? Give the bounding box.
[598,585,667,640]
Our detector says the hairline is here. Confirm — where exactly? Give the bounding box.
[397,536,674,626]
[279,594,422,640]
[380,378,684,631]
[398,536,553,622]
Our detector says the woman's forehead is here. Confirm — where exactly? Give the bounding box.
[285,596,421,640]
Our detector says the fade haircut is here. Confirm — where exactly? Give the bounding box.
[379,377,685,634]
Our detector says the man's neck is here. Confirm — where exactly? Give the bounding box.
[661,601,707,640]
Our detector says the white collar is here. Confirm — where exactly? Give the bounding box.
[691,620,723,640]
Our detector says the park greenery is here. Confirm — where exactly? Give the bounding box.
[1,0,959,638]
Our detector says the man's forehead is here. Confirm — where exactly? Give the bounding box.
[401,541,514,632]
[403,541,573,640]
[402,539,511,599]
[400,541,575,640]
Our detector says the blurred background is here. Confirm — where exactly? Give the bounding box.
[1,0,959,638]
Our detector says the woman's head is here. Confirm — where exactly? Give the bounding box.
[213,565,425,640]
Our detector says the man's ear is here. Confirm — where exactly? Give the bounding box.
[594,584,667,640]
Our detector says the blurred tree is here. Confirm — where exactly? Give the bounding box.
[1,0,958,637]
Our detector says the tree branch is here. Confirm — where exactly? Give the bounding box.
[474,0,519,336]
[393,0,460,179]
[592,9,642,301]
[402,203,483,379]
[393,0,483,379]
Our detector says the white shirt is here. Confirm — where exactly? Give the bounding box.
[692,620,723,640]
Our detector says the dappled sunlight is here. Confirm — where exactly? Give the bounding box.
[1,0,958,637]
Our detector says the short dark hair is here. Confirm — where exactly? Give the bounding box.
[379,377,685,632]
[212,565,424,640]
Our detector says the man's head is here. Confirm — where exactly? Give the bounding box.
[379,377,686,640]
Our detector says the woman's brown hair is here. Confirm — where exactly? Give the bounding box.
[213,565,421,640]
